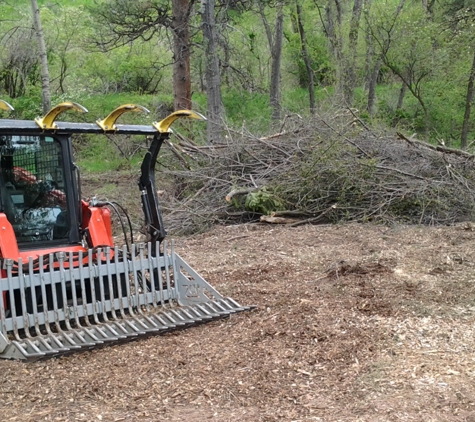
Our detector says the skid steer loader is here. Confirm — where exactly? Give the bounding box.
[0,100,252,360]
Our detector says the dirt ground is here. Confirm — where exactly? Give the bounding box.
[2,221,475,421]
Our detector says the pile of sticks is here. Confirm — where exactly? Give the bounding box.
[158,109,475,234]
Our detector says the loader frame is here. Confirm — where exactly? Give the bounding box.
[0,102,253,360]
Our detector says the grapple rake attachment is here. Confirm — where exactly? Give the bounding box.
[0,242,252,360]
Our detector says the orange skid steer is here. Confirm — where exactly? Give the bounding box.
[0,100,252,360]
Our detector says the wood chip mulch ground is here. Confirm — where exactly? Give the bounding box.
[2,222,475,421]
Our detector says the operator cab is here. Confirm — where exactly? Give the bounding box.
[0,134,77,246]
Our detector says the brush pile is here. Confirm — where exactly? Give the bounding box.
[159,109,475,234]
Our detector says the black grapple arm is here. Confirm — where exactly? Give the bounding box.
[139,133,168,245]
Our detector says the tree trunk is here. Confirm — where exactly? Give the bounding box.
[396,80,406,110]
[367,57,381,116]
[269,1,284,122]
[325,0,343,98]
[201,0,224,143]
[461,49,475,149]
[363,0,373,91]
[30,0,51,113]
[172,0,192,110]
[343,0,363,106]
[296,1,315,115]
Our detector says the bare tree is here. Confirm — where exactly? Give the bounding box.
[172,0,192,110]
[318,0,362,106]
[92,0,194,111]
[201,0,224,142]
[295,1,315,114]
[342,0,363,106]
[0,27,38,98]
[259,0,285,122]
[30,0,51,113]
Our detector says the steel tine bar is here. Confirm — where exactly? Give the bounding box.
[127,243,138,311]
[131,244,146,317]
[208,300,228,313]
[35,336,56,352]
[105,248,118,320]
[169,309,188,322]
[39,255,70,351]
[84,249,125,339]
[89,246,144,338]
[163,241,174,306]
[122,244,138,317]
[23,337,43,355]
[203,302,230,316]
[121,245,149,331]
[6,259,21,340]
[220,298,248,312]
[66,254,96,347]
[156,242,166,308]
[147,242,158,308]
[0,272,8,337]
[38,255,54,335]
[80,326,105,344]
[102,250,139,339]
[47,334,70,352]
[68,252,82,328]
[57,253,73,331]
[26,258,41,337]
[134,251,164,333]
[225,297,252,310]
[119,318,146,335]
[137,243,150,312]
[153,313,177,328]
[135,312,161,331]
[138,243,149,314]
[96,248,110,322]
[59,331,83,349]
[16,258,33,338]
[169,241,178,302]
[11,340,45,359]
[156,310,185,326]
[88,248,101,325]
[114,246,127,319]
[45,253,79,349]
[195,303,220,318]
[78,250,92,327]
[48,252,62,333]
[172,308,202,323]
[183,305,213,319]
[89,324,119,343]
[218,298,246,312]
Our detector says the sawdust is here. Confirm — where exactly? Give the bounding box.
[2,222,475,421]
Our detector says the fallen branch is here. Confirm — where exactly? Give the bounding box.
[397,132,474,159]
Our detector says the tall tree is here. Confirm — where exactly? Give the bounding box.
[295,1,316,114]
[201,0,224,142]
[319,0,363,106]
[259,0,285,122]
[30,0,51,113]
[92,0,193,111]
[172,0,192,110]
[342,0,363,106]
[446,1,475,148]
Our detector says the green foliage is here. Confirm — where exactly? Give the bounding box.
[222,90,272,131]
[244,187,285,215]
[3,0,475,171]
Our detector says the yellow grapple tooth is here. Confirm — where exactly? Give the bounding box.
[153,110,206,133]
[96,104,150,132]
[0,100,14,112]
[34,102,88,130]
